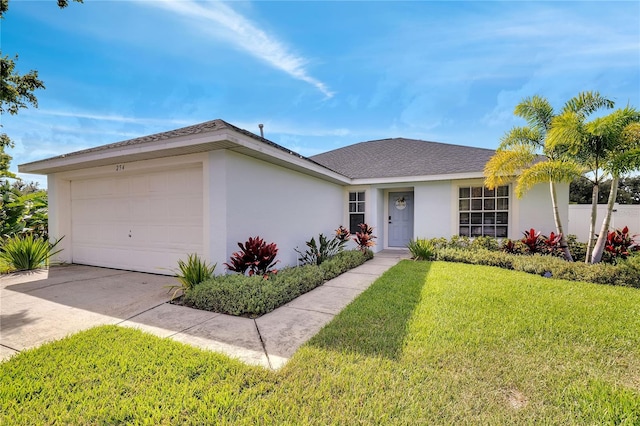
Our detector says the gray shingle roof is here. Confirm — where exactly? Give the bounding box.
[310,138,495,179]
[21,119,497,181]
[20,118,310,166]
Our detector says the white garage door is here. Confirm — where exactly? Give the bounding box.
[71,165,203,274]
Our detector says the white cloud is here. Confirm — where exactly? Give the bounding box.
[146,0,334,98]
[37,109,194,127]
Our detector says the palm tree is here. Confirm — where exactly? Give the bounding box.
[484,95,582,261]
[587,109,640,263]
[546,92,615,262]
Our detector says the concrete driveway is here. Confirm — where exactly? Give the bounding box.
[1,251,409,369]
[1,265,172,360]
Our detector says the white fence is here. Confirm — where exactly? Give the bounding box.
[568,204,640,242]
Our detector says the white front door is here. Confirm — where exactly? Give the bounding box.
[70,165,203,274]
[388,191,414,247]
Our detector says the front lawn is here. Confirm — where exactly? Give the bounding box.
[2,261,639,424]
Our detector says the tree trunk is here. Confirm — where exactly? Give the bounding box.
[585,183,599,263]
[591,175,619,263]
[550,180,573,261]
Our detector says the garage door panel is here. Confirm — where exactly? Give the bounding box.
[148,199,168,221]
[131,175,149,194]
[115,177,129,194]
[131,199,148,217]
[166,225,201,246]
[88,178,115,197]
[148,174,167,193]
[73,224,96,243]
[71,165,203,274]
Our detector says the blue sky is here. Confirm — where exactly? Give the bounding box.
[3,0,639,187]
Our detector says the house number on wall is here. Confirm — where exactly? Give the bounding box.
[115,164,125,171]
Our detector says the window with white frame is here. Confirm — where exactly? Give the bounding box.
[458,185,509,238]
[348,191,365,234]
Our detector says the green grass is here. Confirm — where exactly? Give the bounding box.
[2,261,640,424]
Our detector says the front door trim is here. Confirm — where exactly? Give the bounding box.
[386,190,415,248]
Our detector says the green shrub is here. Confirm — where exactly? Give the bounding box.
[422,236,500,252]
[470,236,500,251]
[184,250,371,317]
[432,247,640,287]
[0,181,49,239]
[166,254,216,300]
[448,235,471,249]
[566,234,587,262]
[183,274,268,316]
[428,237,449,249]
[407,239,435,260]
[320,249,370,280]
[0,257,12,274]
[0,234,63,271]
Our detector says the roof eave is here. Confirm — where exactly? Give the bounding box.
[351,171,487,185]
[18,127,351,185]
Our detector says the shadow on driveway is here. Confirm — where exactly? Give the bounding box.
[2,264,173,318]
[1,265,174,354]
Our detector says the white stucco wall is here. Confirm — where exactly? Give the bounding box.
[363,179,562,244]
[413,181,453,239]
[568,204,640,243]
[47,174,72,264]
[374,188,386,250]
[513,182,569,239]
[222,150,344,269]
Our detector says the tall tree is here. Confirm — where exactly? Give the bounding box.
[546,91,615,262]
[0,0,83,178]
[570,176,640,204]
[618,176,640,204]
[0,55,45,179]
[589,113,640,263]
[484,95,583,261]
[1,0,82,238]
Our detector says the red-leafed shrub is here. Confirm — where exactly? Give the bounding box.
[542,231,563,256]
[604,226,639,263]
[354,223,376,252]
[335,225,351,243]
[519,228,562,256]
[521,228,543,253]
[224,236,279,278]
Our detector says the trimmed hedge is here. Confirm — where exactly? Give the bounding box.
[183,249,373,317]
[434,247,640,288]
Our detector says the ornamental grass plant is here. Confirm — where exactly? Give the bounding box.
[0,234,62,272]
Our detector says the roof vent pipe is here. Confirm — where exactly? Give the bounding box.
[258,124,264,138]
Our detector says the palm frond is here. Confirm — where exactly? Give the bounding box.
[596,109,640,175]
[498,126,544,151]
[622,121,640,143]
[562,91,614,117]
[484,146,536,189]
[515,159,584,198]
[514,95,554,131]
[608,147,640,175]
[547,112,585,154]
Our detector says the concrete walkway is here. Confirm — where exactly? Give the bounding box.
[0,250,410,369]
